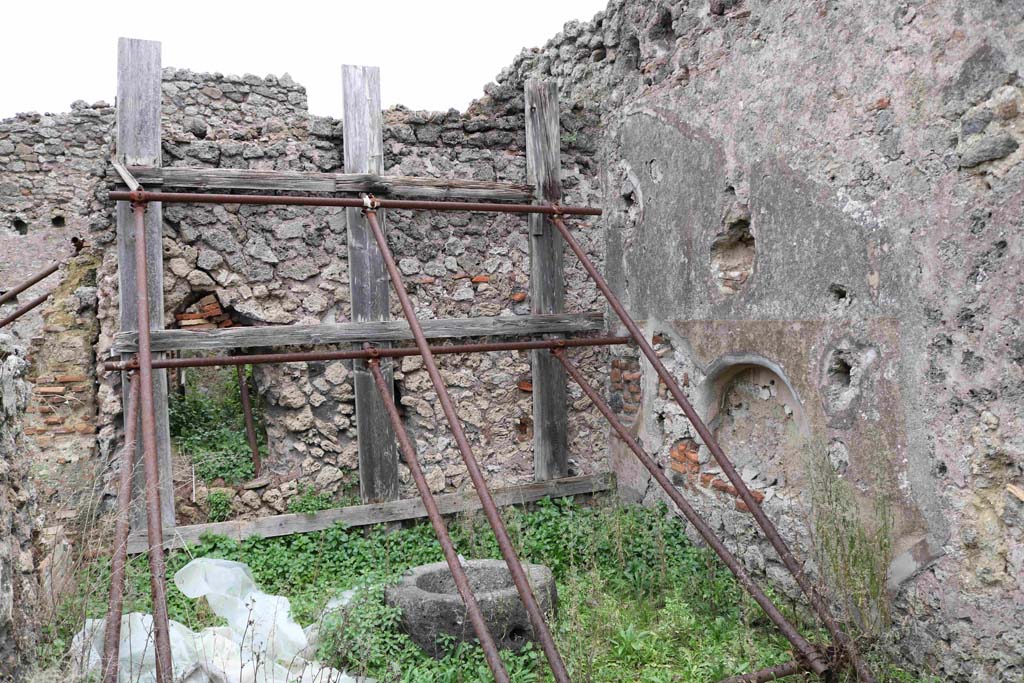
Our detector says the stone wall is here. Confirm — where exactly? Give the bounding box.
[0,335,38,680]
[484,0,1021,680]
[0,63,610,522]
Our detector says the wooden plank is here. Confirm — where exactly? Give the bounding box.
[525,80,568,482]
[112,312,606,353]
[343,65,399,504]
[116,37,175,530]
[108,166,534,202]
[126,472,614,554]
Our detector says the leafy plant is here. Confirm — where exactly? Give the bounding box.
[806,442,894,640]
[206,490,233,522]
[169,367,265,484]
[288,485,337,514]
[38,498,928,682]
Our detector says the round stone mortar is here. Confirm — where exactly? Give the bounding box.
[384,559,557,658]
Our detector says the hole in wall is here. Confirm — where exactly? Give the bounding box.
[710,216,755,295]
[827,284,853,315]
[507,626,528,644]
[393,375,407,419]
[829,284,849,302]
[822,344,875,415]
[827,355,852,388]
[708,364,806,489]
[649,6,675,41]
[620,35,641,73]
[51,215,66,228]
[13,218,28,235]
[592,48,607,62]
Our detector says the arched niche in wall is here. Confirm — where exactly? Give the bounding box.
[696,354,809,491]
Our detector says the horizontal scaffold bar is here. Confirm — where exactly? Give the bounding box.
[108,190,602,215]
[112,312,606,354]
[108,166,535,202]
[125,472,615,554]
[103,335,628,371]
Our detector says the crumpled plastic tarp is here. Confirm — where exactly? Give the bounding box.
[70,558,370,683]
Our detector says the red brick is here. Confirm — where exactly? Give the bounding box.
[510,291,527,302]
[623,371,642,381]
[471,274,489,284]
[710,478,739,497]
[700,473,715,488]
[35,386,66,395]
[56,374,88,383]
[670,459,698,474]
[735,500,751,513]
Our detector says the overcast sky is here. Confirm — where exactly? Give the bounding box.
[0,0,608,120]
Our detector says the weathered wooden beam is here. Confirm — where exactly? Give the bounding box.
[525,80,568,482]
[112,312,605,354]
[116,37,175,529]
[343,65,400,504]
[125,472,614,554]
[107,166,534,202]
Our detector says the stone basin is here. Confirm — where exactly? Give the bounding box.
[384,559,557,658]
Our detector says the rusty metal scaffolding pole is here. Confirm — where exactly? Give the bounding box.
[0,291,51,329]
[101,374,140,683]
[363,208,571,683]
[109,190,602,216]
[130,202,174,683]
[549,216,872,683]
[236,364,262,477]
[551,348,826,676]
[0,263,58,307]
[103,336,629,372]
[368,358,511,683]
[717,660,806,683]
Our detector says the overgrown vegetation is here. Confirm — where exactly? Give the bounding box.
[38,498,929,682]
[169,366,266,485]
[806,444,894,640]
[206,490,233,522]
[288,484,338,514]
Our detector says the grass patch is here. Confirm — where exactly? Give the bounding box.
[169,366,265,485]
[38,498,929,682]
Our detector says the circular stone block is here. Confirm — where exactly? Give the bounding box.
[384,559,557,658]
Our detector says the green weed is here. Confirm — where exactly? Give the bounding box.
[38,498,927,682]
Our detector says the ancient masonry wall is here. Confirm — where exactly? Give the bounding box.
[1,59,609,524]
[1,0,1022,680]
[0,336,38,679]
[490,1,1021,680]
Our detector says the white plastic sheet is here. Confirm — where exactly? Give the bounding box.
[71,558,371,683]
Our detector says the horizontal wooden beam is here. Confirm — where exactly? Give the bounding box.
[112,312,605,354]
[126,472,614,553]
[108,166,534,202]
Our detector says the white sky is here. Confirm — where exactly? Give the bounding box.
[0,0,608,119]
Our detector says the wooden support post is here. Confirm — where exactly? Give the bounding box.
[342,65,399,502]
[525,80,568,481]
[116,38,175,529]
